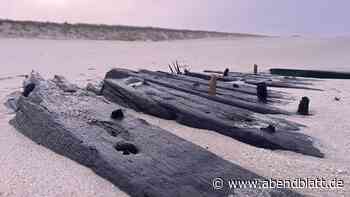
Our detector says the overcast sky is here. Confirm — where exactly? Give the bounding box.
[1,0,349,36]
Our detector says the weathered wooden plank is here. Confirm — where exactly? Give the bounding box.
[184,70,232,82]
[186,70,319,90]
[103,69,324,158]
[146,70,289,99]
[270,68,350,79]
[204,70,319,83]
[106,69,290,115]
[139,70,288,103]
[243,79,322,91]
[8,72,304,197]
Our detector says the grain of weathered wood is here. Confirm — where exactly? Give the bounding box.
[103,68,324,158]
[143,70,290,103]
[204,70,318,83]
[199,70,321,90]
[146,70,289,99]
[106,69,290,114]
[8,72,304,197]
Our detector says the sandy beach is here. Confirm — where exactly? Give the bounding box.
[1,37,350,196]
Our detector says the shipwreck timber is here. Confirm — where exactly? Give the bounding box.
[270,68,350,79]
[7,72,306,197]
[102,68,323,158]
[189,70,322,90]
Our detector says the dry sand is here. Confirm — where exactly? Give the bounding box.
[0,79,128,197]
[1,37,349,196]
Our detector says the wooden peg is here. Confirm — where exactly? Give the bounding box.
[298,97,310,115]
[208,75,217,96]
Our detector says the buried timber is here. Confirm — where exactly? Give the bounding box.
[102,68,323,158]
[5,71,306,197]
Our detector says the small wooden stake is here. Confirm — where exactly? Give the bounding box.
[208,75,217,96]
[257,82,267,102]
[223,68,229,77]
[254,64,258,75]
[168,65,174,74]
[175,61,181,74]
[298,97,310,115]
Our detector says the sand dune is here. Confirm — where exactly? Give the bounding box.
[0,19,261,41]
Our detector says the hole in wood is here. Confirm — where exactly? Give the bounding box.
[114,142,139,155]
[260,125,276,134]
[23,83,36,97]
[111,109,124,120]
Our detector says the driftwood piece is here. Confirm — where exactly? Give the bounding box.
[103,68,324,158]
[7,72,305,197]
[270,68,350,79]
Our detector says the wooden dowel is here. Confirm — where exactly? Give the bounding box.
[208,75,217,96]
[223,68,229,77]
[168,65,174,74]
[254,64,258,75]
